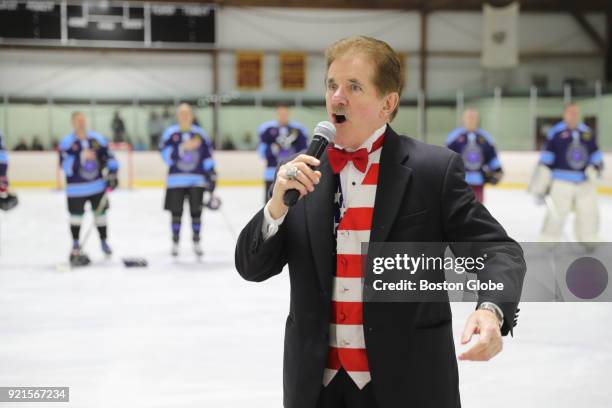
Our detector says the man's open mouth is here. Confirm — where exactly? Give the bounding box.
[333,114,347,124]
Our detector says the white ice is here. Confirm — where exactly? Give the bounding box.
[1,187,611,407]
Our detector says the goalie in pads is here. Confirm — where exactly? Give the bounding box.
[530,103,603,243]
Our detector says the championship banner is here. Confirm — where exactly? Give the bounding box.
[236,51,263,90]
[280,52,306,91]
[481,2,519,69]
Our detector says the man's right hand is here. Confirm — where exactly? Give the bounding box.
[268,154,321,219]
[182,137,202,151]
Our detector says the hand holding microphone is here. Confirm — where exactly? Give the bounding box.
[268,121,336,219]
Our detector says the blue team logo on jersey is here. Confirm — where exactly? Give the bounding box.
[272,128,298,159]
[462,144,484,171]
[79,158,100,180]
[175,132,201,172]
[277,128,298,150]
[566,143,589,170]
[176,147,200,172]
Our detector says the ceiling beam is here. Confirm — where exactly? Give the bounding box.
[569,8,606,52]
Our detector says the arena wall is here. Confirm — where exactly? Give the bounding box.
[6,151,612,193]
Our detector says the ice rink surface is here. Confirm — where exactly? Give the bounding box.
[1,186,611,407]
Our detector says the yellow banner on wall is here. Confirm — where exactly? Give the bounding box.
[236,51,263,90]
[280,52,306,91]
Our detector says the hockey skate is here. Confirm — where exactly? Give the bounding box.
[171,241,179,257]
[101,240,113,257]
[193,239,203,257]
[0,191,18,211]
[70,242,91,267]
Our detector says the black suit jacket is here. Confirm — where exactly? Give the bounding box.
[235,127,525,408]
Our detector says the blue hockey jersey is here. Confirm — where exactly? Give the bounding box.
[159,124,216,189]
[257,120,308,182]
[539,121,603,183]
[59,131,119,197]
[0,133,7,179]
[446,128,502,186]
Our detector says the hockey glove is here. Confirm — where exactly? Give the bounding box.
[204,169,217,193]
[106,172,119,191]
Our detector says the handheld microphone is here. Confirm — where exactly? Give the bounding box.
[283,121,336,207]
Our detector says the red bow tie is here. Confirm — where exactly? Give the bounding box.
[327,147,369,174]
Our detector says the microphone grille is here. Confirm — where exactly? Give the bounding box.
[314,121,336,143]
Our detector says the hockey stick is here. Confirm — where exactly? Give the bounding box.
[202,191,237,240]
[79,190,110,249]
[80,190,148,267]
[57,190,110,269]
[57,189,148,270]
[219,203,237,240]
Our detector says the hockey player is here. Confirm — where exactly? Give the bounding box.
[531,103,603,243]
[59,112,119,266]
[160,103,217,257]
[0,132,18,211]
[446,108,503,203]
[257,104,308,203]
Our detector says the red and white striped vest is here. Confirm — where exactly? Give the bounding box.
[323,135,384,389]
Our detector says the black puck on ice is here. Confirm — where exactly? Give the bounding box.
[122,257,148,267]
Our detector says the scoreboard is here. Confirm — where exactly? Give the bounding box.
[0,1,216,48]
[0,1,61,40]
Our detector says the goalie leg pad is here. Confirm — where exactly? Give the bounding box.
[529,165,552,196]
[574,182,601,242]
[539,180,574,241]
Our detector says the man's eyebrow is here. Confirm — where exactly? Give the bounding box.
[325,77,365,88]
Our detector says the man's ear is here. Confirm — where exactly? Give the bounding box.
[381,92,400,118]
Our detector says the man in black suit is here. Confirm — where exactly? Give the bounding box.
[235,36,525,408]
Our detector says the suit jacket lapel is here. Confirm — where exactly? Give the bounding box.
[370,126,413,243]
[305,152,335,296]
